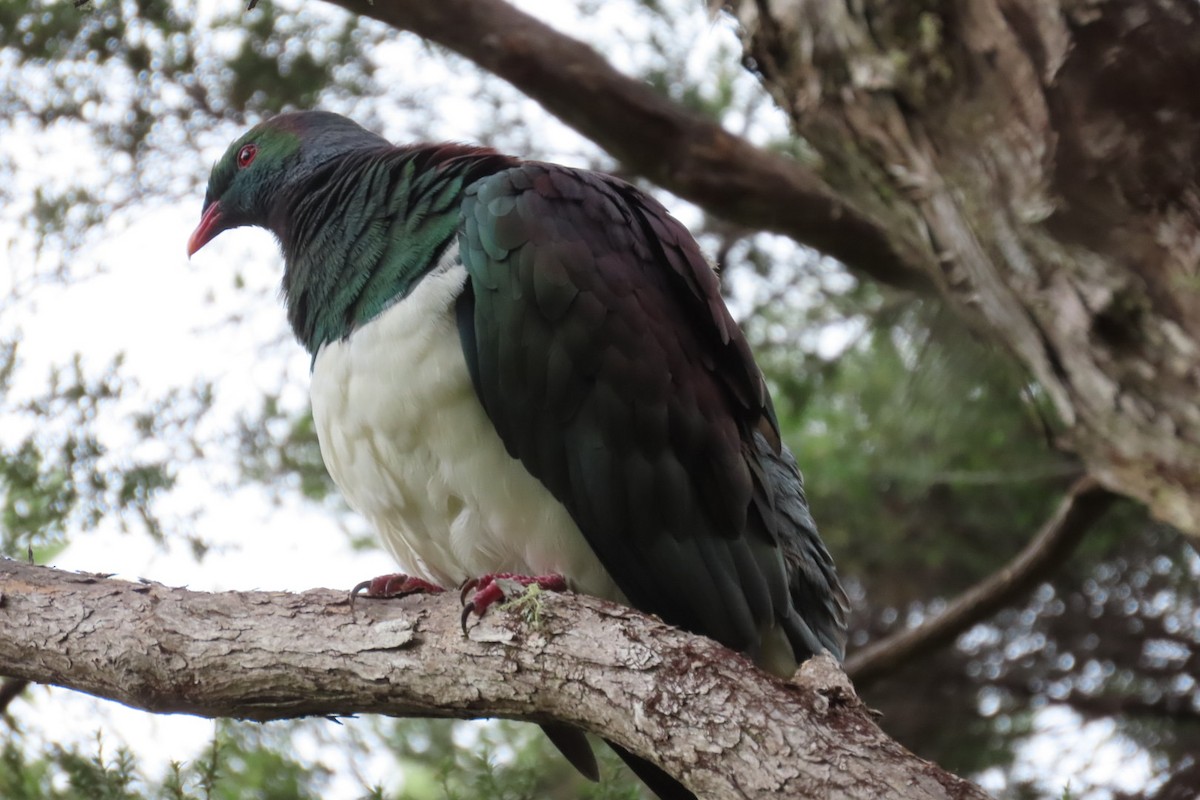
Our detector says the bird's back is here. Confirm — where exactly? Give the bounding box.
[457,161,847,674]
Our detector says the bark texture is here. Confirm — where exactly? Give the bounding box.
[727,0,1200,537]
[0,560,989,799]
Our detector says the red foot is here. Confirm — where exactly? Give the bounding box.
[459,573,567,631]
[351,573,444,600]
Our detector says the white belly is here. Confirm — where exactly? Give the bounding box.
[309,252,621,600]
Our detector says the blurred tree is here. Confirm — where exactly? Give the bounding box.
[0,0,1197,797]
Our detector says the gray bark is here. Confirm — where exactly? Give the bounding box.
[728,0,1200,537]
[0,559,988,799]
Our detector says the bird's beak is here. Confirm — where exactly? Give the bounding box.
[187,201,224,258]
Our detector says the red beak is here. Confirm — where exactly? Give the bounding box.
[187,201,224,258]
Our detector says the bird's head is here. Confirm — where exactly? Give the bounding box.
[187,111,388,257]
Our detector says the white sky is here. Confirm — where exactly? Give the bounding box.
[0,0,1159,797]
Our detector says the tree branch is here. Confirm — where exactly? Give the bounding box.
[846,477,1118,688]
[994,675,1200,727]
[0,559,989,799]
[313,0,934,293]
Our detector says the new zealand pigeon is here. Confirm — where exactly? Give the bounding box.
[188,110,847,799]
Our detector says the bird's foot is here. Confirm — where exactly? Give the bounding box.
[459,573,567,631]
[351,573,444,601]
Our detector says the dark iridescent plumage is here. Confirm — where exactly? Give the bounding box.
[457,163,844,673]
[190,111,847,800]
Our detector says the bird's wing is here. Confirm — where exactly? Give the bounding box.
[457,162,844,667]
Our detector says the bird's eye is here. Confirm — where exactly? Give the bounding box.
[237,144,258,169]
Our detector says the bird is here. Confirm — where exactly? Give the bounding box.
[188,110,847,800]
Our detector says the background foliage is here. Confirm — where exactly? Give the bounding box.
[1,0,1196,797]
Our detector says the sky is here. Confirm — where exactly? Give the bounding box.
[0,0,1161,797]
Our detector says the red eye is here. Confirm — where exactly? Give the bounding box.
[237,144,257,168]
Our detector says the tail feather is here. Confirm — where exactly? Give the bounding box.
[608,740,697,800]
[541,723,696,800]
[539,722,599,782]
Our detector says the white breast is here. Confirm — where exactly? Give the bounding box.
[309,249,621,600]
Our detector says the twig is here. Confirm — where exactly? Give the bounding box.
[845,477,1118,688]
[993,674,1200,726]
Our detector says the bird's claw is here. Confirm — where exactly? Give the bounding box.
[460,601,478,632]
[349,573,443,607]
[458,576,481,605]
[459,573,567,633]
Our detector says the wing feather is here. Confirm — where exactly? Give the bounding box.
[458,162,845,668]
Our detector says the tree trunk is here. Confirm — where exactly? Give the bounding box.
[727,0,1200,537]
[0,560,988,800]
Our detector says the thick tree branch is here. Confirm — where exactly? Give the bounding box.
[846,477,1118,688]
[312,0,934,293]
[0,559,989,799]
